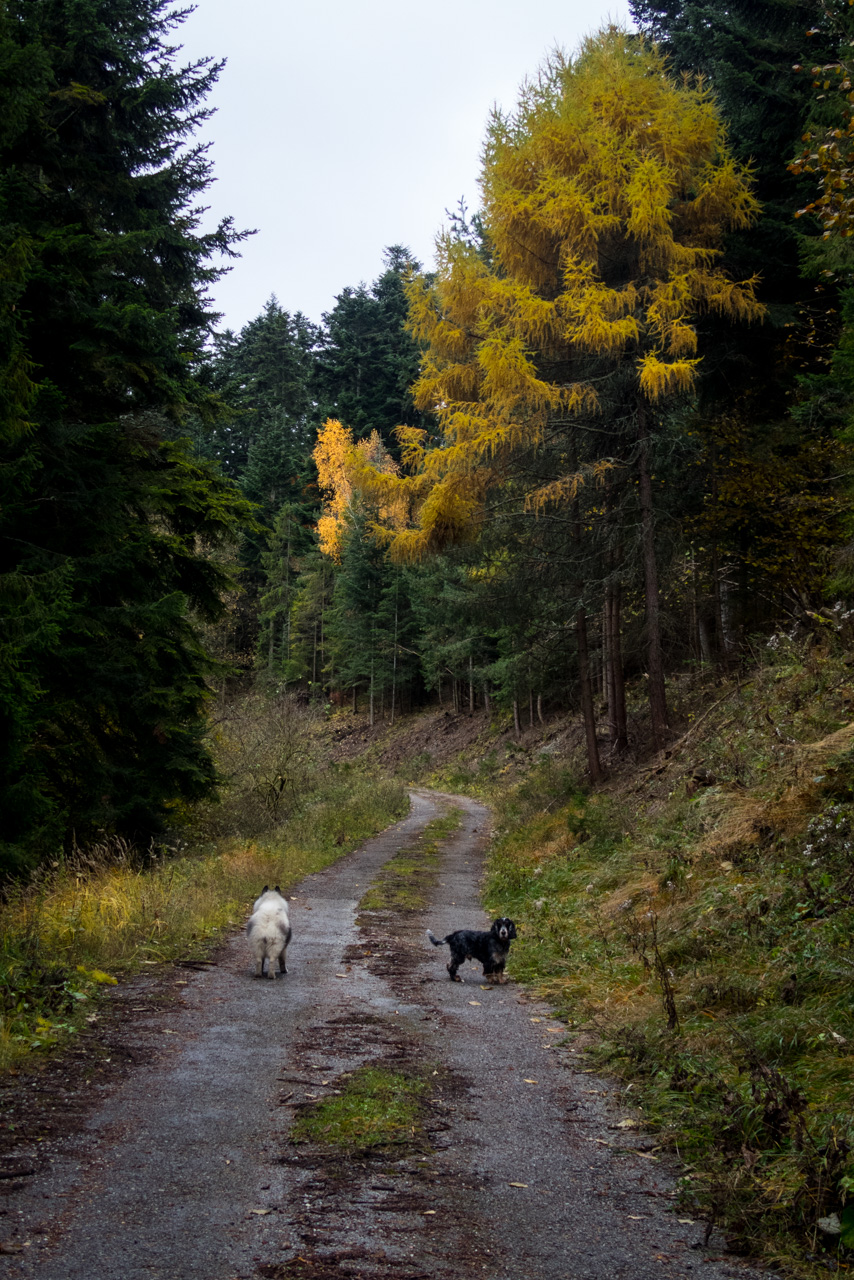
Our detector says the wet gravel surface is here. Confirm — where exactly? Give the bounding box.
[0,791,774,1280]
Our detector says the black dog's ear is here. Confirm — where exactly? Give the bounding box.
[508,920,518,938]
[262,885,269,894]
[274,885,281,894]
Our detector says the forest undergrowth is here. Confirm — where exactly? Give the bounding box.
[0,691,406,1072]
[414,630,854,1278]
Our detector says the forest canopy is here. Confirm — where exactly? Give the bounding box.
[2,3,853,871]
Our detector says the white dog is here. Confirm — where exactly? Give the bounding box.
[246,885,292,979]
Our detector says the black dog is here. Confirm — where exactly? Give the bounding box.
[427,918,517,983]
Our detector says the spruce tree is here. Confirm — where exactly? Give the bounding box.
[316,247,431,449]
[0,0,251,868]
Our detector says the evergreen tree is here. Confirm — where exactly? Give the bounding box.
[205,299,320,493]
[0,0,251,869]
[316,246,431,449]
[200,298,321,663]
[628,0,838,414]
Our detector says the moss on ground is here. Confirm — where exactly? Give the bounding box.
[290,1065,427,1151]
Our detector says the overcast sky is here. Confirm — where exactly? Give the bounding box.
[178,1,632,334]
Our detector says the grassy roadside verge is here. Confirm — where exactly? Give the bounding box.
[0,767,407,1071]
[471,644,854,1276]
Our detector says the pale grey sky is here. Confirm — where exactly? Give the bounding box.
[179,0,631,333]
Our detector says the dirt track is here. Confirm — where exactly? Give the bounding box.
[0,791,771,1280]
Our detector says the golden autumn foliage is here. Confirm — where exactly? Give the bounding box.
[362,27,764,562]
[312,419,406,562]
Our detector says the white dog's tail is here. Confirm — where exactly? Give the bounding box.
[427,930,446,947]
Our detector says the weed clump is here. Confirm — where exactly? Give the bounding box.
[290,1066,426,1151]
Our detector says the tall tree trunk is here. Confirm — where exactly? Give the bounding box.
[391,590,398,726]
[606,581,628,754]
[637,401,669,751]
[577,609,603,782]
[513,698,521,739]
[708,446,731,665]
[469,654,474,713]
[537,692,544,726]
[285,518,292,665]
[570,434,603,781]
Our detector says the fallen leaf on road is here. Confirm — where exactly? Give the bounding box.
[508,1182,528,1188]
[616,1119,638,1129]
[163,1030,178,1035]
[678,1219,695,1224]
[523,1079,538,1084]
[423,1210,436,1215]
[628,1215,644,1219]
[530,1017,542,1023]
[468,1001,481,1006]
[335,973,348,978]
[249,1209,273,1215]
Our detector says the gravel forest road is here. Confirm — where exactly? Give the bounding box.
[0,790,771,1280]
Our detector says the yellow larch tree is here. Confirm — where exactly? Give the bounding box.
[361,26,763,754]
[313,418,405,563]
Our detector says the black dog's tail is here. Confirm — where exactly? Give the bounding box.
[426,930,446,948]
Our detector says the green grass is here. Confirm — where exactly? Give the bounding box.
[358,810,461,913]
[290,1065,426,1150]
[0,767,407,1071]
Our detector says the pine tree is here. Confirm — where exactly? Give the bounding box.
[629,0,837,406]
[0,0,251,868]
[316,247,431,449]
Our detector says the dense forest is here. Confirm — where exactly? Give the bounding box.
[3,0,854,873]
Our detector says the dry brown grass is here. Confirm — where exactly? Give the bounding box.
[692,722,854,861]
